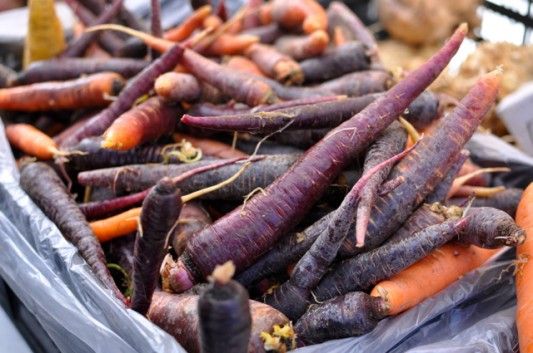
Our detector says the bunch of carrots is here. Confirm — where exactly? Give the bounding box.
[1,0,530,351]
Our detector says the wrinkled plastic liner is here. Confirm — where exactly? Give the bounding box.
[0,119,521,352]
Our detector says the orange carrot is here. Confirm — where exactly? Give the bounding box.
[259,2,273,25]
[224,56,266,77]
[333,26,348,46]
[370,244,499,315]
[275,30,329,60]
[0,72,124,111]
[164,5,212,42]
[87,24,174,53]
[271,0,327,34]
[91,207,141,242]
[173,133,248,159]
[205,33,259,56]
[516,182,533,353]
[6,124,62,160]
[203,14,223,30]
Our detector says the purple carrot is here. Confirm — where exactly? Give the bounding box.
[79,158,248,219]
[337,68,502,258]
[64,0,124,54]
[131,178,182,315]
[167,25,468,292]
[61,0,123,58]
[182,92,438,133]
[13,58,147,85]
[457,207,525,248]
[294,292,387,345]
[314,217,469,300]
[150,0,163,38]
[242,0,264,29]
[264,143,416,320]
[170,201,212,256]
[447,188,523,217]
[20,162,126,303]
[300,42,371,83]
[60,44,184,147]
[425,150,469,203]
[403,90,440,130]
[355,121,407,246]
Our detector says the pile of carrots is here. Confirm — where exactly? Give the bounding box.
[1,0,531,351]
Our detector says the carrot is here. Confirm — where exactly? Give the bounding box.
[168,24,467,292]
[370,244,499,316]
[294,292,387,345]
[214,0,227,21]
[205,33,259,56]
[448,187,523,216]
[457,207,525,248]
[516,183,533,353]
[315,217,469,301]
[131,178,182,315]
[332,26,348,46]
[203,14,224,30]
[299,42,370,83]
[101,97,180,150]
[326,1,381,65]
[271,0,328,34]
[264,143,416,320]
[77,0,145,32]
[224,56,266,77]
[150,0,162,39]
[154,72,202,103]
[164,5,212,42]
[65,138,196,171]
[0,72,124,112]
[13,58,147,85]
[60,44,184,147]
[355,121,407,246]
[198,262,252,353]
[338,68,502,258]
[87,24,174,53]
[242,23,283,44]
[182,90,437,133]
[20,162,125,303]
[148,291,289,353]
[173,133,249,159]
[258,2,273,25]
[274,30,330,60]
[170,201,212,256]
[424,150,469,203]
[245,43,304,84]
[91,207,141,242]
[6,124,63,160]
[242,0,264,30]
[64,0,124,55]
[386,203,451,243]
[179,48,278,106]
[61,0,123,58]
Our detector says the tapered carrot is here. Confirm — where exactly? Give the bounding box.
[101,97,179,150]
[164,5,212,42]
[0,72,124,111]
[167,25,468,292]
[370,244,499,315]
[224,56,266,77]
[155,72,203,103]
[271,0,328,34]
[205,33,259,56]
[6,124,64,160]
[275,30,329,60]
[245,43,303,84]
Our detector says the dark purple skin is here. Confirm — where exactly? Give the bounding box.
[198,279,252,353]
[66,138,188,171]
[215,0,228,21]
[0,63,16,88]
[182,91,439,133]
[295,292,387,345]
[326,1,381,66]
[263,145,414,320]
[314,217,469,301]
[425,150,469,203]
[158,73,203,103]
[131,178,182,315]
[242,24,284,44]
[267,71,390,101]
[270,129,331,149]
[386,203,447,244]
[19,163,126,303]
[13,58,148,86]
[61,0,123,58]
[168,27,466,292]
[64,0,124,54]
[457,207,525,248]
[300,42,371,83]
[234,138,303,155]
[60,44,184,147]
[150,0,162,38]
[338,69,499,258]
[170,202,212,256]
[447,188,523,217]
